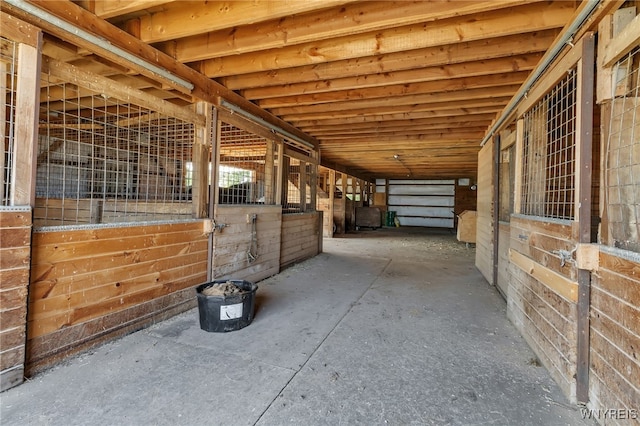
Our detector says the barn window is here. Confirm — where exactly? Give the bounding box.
[520,68,577,220]
[35,75,195,227]
[1,36,18,206]
[603,46,640,253]
[218,121,272,205]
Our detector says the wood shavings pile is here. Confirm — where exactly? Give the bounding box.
[201,281,245,297]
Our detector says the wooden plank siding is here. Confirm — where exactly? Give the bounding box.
[507,215,580,401]
[212,205,282,283]
[0,209,32,391]
[26,221,208,374]
[280,212,322,268]
[475,141,493,282]
[588,249,640,421]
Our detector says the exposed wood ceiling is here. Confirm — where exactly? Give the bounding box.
[5,0,583,179]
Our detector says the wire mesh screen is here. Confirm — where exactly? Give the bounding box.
[36,74,195,227]
[604,46,640,253]
[1,36,18,207]
[520,68,577,220]
[218,122,270,204]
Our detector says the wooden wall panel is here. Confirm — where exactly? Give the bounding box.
[496,223,511,298]
[589,250,640,421]
[507,215,579,402]
[0,209,32,391]
[475,141,493,282]
[280,212,322,268]
[212,205,282,283]
[27,221,208,374]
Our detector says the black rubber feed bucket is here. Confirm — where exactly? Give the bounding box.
[196,279,258,332]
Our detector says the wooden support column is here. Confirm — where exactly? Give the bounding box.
[514,119,524,214]
[275,141,284,205]
[492,134,501,287]
[207,106,218,282]
[340,172,347,233]
[265,140,275,204]
[0,60,6,199]
[299,160,307,212]
[309,162,317,212]
[11,36,42,206]
[193,101,212,218]
[328,169,335,237]
[281,155,290,208]
[576,32,595,405]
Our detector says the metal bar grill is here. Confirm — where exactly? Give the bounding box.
[35,72,194,227]
[521,68,577,220]
[605,46,640,252]
[218,121,270,204]
[1,36,18,207]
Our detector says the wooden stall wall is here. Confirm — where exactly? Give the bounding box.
[589,250,640,420]
[27,221,208,374]
[507,216,579,400]
[212,205,282,283]
[281,212,322,268]
[475,141,494,282]
[0,209,32,391]
[587,6,640,419]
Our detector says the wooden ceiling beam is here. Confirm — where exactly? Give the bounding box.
[290,106,504,126]
[304,117,496,135]
[270,85,519,117]
[316,127,489,140]
[77,0,177,19]
[132,0,354,43]
[201,1,575,77]
[221,29,559,90]
[258,72,530,109]
[244,54,541,101]
[163,0,530,63]
[318,133,484,145]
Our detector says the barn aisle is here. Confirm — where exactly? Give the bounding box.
[0,228,589,425]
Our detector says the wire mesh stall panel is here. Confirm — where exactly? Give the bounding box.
[604,46,640,253]
[218,121,274,205]
[35,74,195,227]
[520,68,577,221]
[1,36,18,207]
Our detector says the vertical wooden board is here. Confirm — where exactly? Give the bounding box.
[496,224,511,298]
[475,141,494,282]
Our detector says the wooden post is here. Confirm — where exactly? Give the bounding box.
[299,160,307,212]
[576,32,595,405]
[328,169,335,237]
[309,162,317,212]
[0,60,6,203]
[207,106,218,283]
[192,101,211,218]
[492,134,501,287]
[12,38,43,206]
[281,155,290,208]
[513,119,524,214]
[275,141,284,205]
[265,139,274,204]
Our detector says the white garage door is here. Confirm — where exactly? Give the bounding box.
[388,179,455,228]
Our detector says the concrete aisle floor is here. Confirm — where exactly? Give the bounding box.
[1,228,592,426]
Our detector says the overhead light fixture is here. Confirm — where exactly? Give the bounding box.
[220,99,315,150]
[5,0,195,92]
